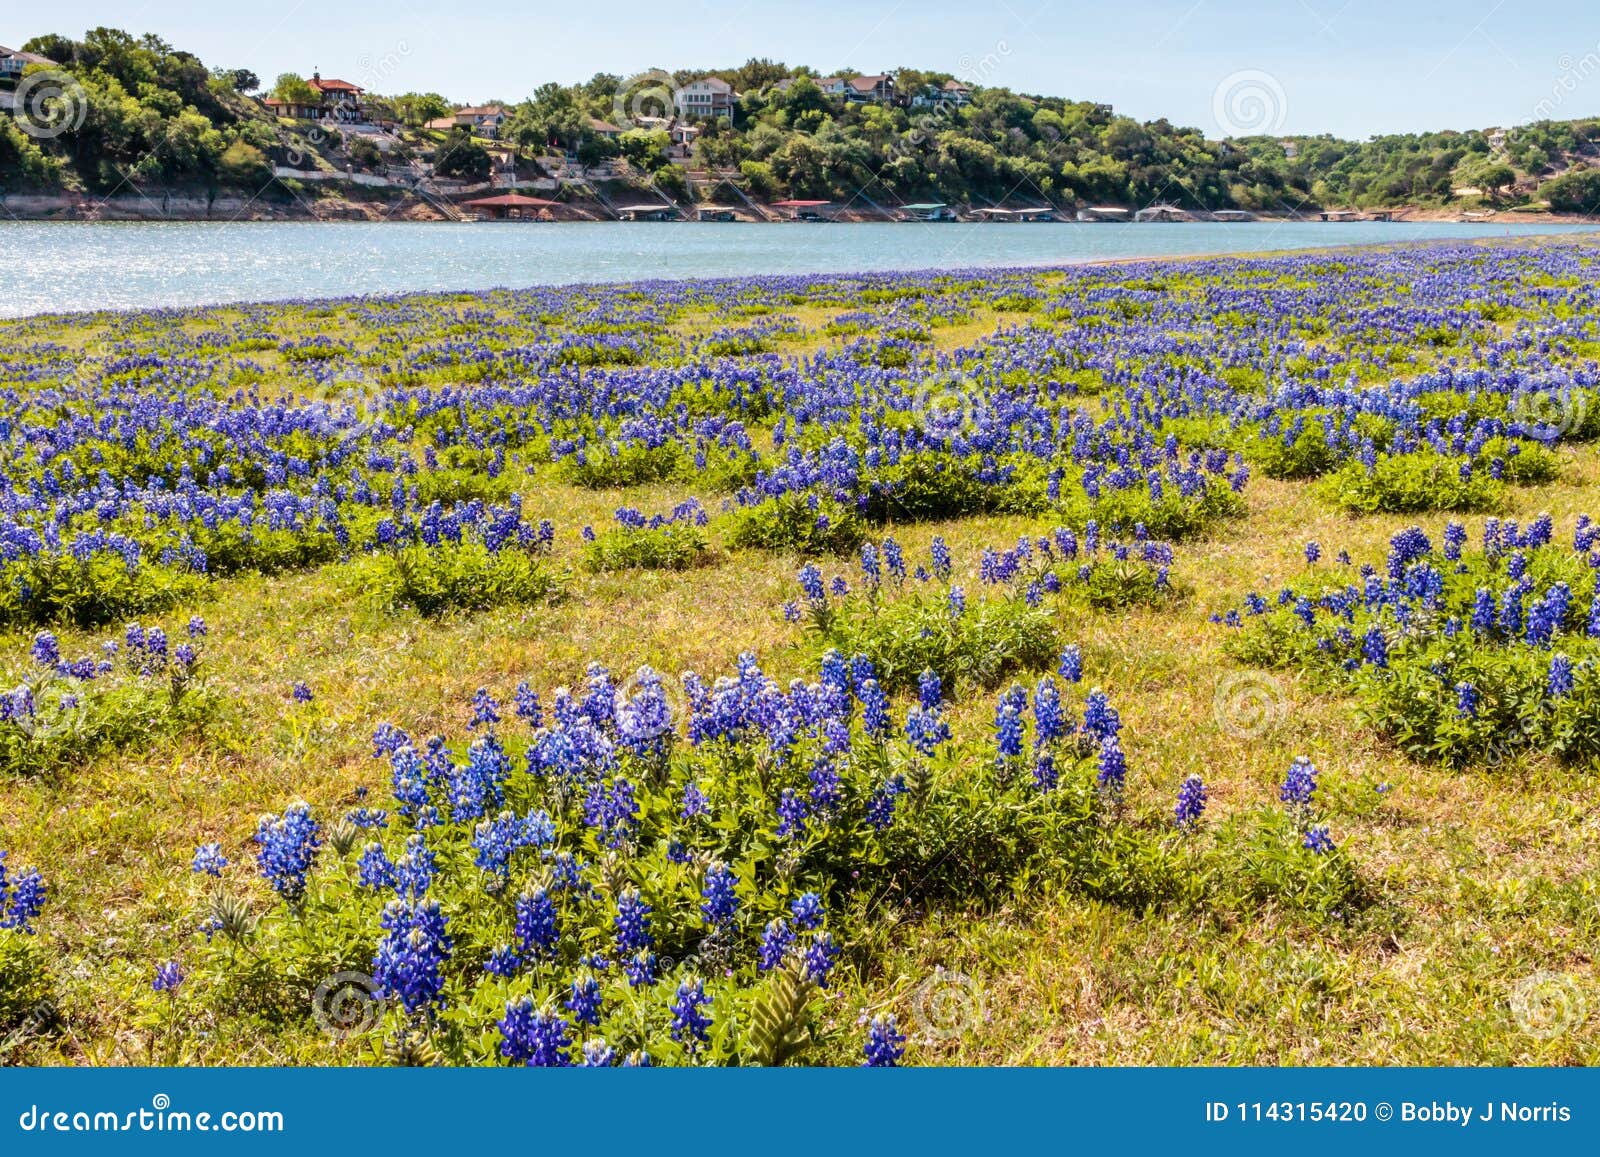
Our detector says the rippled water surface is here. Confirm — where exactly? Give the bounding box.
[5,219,1597,317]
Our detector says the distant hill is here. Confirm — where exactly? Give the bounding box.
[3,27,1598,216]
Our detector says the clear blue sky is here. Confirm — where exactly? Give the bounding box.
[14,0,1600,138]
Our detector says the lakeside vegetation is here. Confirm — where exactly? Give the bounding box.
[3,27,1600,215]
[0,236,1597,1064]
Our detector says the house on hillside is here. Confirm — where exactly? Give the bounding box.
[0,44,56,86]
[910,80,971,108]
[675,76,735,119]
[588,116,623,140]
[264,72,368,123]
[1280,138,1299,160]
[844,74,896,104]
[456,105,506,137]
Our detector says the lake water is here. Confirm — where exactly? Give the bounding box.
[4,219,1597,318]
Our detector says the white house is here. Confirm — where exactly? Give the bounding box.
[675,76,735,119]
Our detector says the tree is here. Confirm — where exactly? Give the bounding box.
[224,68,260,93]
[433,128,490,179]
[272,73,317,106]
[1541,168,1600,214]
[217,139,271,185]
[394,92,450,129]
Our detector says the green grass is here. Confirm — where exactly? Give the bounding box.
[1,243,1598,1065]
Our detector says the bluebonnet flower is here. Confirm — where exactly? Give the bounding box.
[357,842,395,890]
[1081,689,1120,742]
[1281,755,1318,822]
[1174,775,1207,830]
[515,887,559,957]
[1032,753,1058,792]
[483,945,521,977]
[681,781,710,819]
[865,775,906,831]
[917,669,942,712]
[863,1015,907,1067]
[1360,626,1389,668]
[191,842,227,876]
[583,776,639,848]
[1058,644,1083,683]
[701,862,739,926]
[152,961,184,993]
[670,978,713,1053]
[291,681,313,704]
[994,704,1025,763]
[860,542,881,589]
[797,563,826,603]
[614,888,652,954]
[624,950,657,988]
[1033,677,1066,746]
[513,681,543,728]
[930,536,952,579]
[1549,653,1575,698]
[565,976,603,1026]
[758,919,794,971]
[1304,541,1321,564]
[29,632,59,668]
[469,687,500,729]
[1455,682,1479,718]
[905,705,950,757]
[253,803,321,902]
[776,788,808,838]
[0,854,45,934]
[790,892,824,930]
[1096,736,1126,795]
[802,931,840,985]
[859,678,890,739]
[373,898,452,1013]
[1302,825,1335,854]
[947,585,966,618]
[392,834,435,899]
[498,1000,572,1067]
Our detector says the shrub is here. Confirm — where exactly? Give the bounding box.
[0,552,207,629]
[1320,453,1503,514]
[0,623,217,778]
[582,501,712,573]
[366,541,566,617]
[554,442,681,488]
[722,492,865,556]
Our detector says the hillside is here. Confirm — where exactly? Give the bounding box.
[3,27,1599,217]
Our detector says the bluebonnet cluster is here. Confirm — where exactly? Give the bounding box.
[253,803,321,902]
[863,1014,907,1067]
[0,852,46,933]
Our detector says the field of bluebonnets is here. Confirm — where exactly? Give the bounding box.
[1,237,1598,1067]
